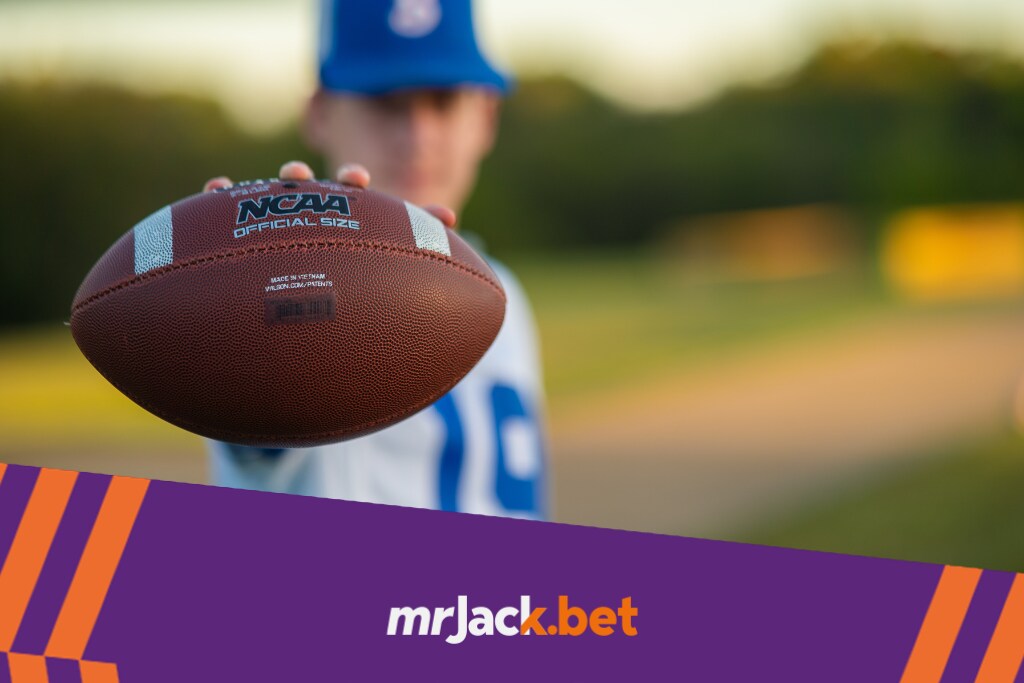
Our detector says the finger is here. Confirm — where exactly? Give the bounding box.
[279,160,315,181]
[203,176,233,193]
[423,204,457,229]
[335,163,371,188]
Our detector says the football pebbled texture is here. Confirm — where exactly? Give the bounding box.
[70,178,506,447]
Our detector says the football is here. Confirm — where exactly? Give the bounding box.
[70,178,506,447]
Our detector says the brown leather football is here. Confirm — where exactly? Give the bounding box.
[70,178,506,447]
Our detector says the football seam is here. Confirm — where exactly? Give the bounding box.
[72,239,506,313]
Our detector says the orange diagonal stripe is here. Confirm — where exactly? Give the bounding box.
[45,476,149,660]
[79,660,120,683]
[0,468,78,650]
[974,572,1024,683]
[0,463,8,484]
[900,565,982,683]
[7,652,50,683]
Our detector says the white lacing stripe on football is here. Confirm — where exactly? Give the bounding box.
[404,200,451,256]
[133,205,174,274]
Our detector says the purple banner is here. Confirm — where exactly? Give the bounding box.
[0,463,1021,682]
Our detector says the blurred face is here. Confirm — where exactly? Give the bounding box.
[305,87,499,211]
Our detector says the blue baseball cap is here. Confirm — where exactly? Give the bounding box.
[318,0,511,95]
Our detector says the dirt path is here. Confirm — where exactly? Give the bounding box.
[548,309,1024,537]
[7,309,1023,539]
[3,446,208,486]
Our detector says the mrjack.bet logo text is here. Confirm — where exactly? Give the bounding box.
[387,596,638,645]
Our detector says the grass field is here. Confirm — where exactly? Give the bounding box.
[0,252,898,450]
[3,251,1022,570]
[0,324,199,451]
[741,429,1024,572]
[510,251,896,399]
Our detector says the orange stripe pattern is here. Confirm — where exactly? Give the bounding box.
[6,652,49,683]
[900,565,983,683]
[45,476,149,660]
[4,652,121,683]
[0,469,78,651]
[0,467,144,683]
[974,572,1024,683]
[79,659,121,683]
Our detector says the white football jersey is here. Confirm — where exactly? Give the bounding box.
[207,261,548,520]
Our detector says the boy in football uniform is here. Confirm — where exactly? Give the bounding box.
[204,0,548,519]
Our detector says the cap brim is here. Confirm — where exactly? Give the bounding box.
[320,59,512,95]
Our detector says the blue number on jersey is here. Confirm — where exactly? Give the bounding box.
[433,384,546,518]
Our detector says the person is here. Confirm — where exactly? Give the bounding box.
[204,0,548,519]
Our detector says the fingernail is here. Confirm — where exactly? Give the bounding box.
[203,177,231,192]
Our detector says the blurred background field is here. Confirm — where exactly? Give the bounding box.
[2,0,1024,570]
[0,257,890,452]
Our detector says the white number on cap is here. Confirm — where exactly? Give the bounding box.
[388,0,442,38]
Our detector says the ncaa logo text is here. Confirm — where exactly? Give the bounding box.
[233,193,358,238]
[236,193,350,224]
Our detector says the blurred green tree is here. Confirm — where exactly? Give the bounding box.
[4,40,1024,326]
[0,82,305,326]
[467,41,1024,251]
